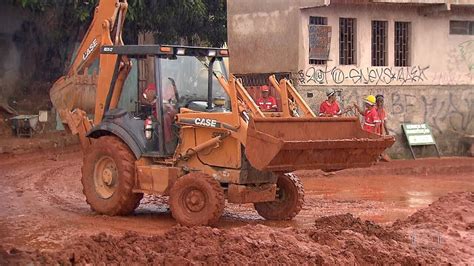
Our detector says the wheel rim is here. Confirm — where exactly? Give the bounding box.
[182,187,206,212]
[93,156,118,199]
[276,186,288,204]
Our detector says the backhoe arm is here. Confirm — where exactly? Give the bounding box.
[68,0,126,77]
[49,0,129,149]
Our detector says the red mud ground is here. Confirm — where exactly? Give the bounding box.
[0,145,473,264]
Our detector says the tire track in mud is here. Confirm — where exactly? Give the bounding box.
[32,162,88,214]
[0,155,88,249]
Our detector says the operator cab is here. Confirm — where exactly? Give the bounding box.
[98,45,229,157]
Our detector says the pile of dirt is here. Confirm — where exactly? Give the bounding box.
[392,192,474,263]
[312,213,405,241]
[394,192,474,231]
[1,193,472,264]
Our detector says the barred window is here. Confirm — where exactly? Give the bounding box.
[371,21,388,66]
[394,22,411,67]
[339,18,357,65]
[309,16,328,65]
[449,20,474,35]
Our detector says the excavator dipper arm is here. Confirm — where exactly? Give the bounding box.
[67,0,126,77]
[49,0,129,149]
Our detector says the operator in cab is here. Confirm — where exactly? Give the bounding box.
[142,81,179,146]
[256,85,278,112]
[353,95,381,134]
[319,89,352,117]
[143,83,158,116]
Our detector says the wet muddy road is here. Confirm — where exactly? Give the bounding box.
[0,146,473,251]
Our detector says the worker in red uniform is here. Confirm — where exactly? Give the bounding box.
[256,85,278,111]
[142,81,178,145]
[143,83,158,116]
[376,94,389,135]
[376,94,391,161]
[319,89,352,117]
[354,95,381,134]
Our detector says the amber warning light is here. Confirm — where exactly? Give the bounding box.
[160,46,172,53]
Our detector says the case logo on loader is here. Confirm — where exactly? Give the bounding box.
[194,118,218,127]
[82,38,98,61]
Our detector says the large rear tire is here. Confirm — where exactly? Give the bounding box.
[169,172,224,226]
[254,173,304,220]
[81,135,143,215]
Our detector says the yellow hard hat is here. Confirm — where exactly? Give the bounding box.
[364,95,376,105]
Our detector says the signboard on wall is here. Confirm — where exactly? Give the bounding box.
[402,123,440,159]
[402,124,436,146]
[309,25,331,60]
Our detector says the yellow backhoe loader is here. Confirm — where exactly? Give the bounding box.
[50,0,394,226]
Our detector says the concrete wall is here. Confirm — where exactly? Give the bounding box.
[227,0,328,74]
[299,84,473,157]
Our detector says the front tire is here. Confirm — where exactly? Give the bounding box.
[254,173,304,220]
[81,135,143,215]
[169,173,224,226]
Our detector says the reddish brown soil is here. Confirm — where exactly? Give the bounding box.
[0,143,473,264]
[1,193,472,264]
[0,131,78,154]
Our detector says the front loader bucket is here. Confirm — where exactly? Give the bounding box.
[245,117,395,172]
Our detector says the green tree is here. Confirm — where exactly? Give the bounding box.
[8,0,227,83]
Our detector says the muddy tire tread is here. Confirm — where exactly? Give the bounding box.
[169,172,224,226]
[81,135,143,216]
[254,173,304,220]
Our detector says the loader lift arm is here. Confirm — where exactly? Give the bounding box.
[228,75,316,119]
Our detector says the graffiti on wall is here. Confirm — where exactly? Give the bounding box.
[298,65,430,85]
[458,40,473,72]
[302,87,473,155]
[430,72,473,85]
[337,89,474,136]
[446,40,474,77]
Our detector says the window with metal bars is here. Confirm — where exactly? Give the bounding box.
[339,18,357,65]
[394,22,410,67]
[309,16,328,65]
[371,21,388,66]
[449,21,474,35]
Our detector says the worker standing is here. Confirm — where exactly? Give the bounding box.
[376,94,389,135]
[256,85,278,112]
[319,89,352,117]
[353,95,381,134]
[376,94,391,162]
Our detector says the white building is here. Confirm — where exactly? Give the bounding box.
[228,0,474,157]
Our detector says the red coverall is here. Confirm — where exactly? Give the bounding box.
[377,107,387,135]
[319,100,341,116]
[363,108,381,134]
[143,83,177,142]
[256,96,277,111]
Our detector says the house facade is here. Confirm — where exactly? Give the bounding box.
[228,0,474,157]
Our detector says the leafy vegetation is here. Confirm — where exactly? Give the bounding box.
[7,0,226,83]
